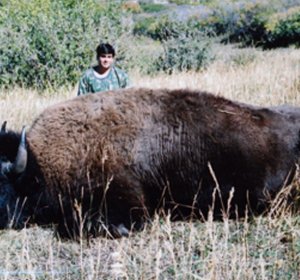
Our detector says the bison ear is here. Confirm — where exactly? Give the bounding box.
[1,121,7,133]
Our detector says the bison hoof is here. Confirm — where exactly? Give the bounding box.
[109,223,129,238]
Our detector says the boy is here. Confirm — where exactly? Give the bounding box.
[77,43,129,95]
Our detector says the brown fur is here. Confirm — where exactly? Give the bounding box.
[3,88,300,238]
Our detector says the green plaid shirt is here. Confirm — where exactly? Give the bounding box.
[77,66,129,95]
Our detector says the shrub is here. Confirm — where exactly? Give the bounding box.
[0,0,132,90]
[133,15,185,41]
[154,30,214,74]
[225,2,270,46]
[264,7,300,48]
[200,1,272,46]
[133,16,158,39]
[194,0,300,48]
[134,15,214,74]
[139,3,167,13]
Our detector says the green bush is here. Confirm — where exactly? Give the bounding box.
[199,2,272,46]
[0,0,131,90]
[1,0,298,91]
[226,2,270,46]
[153,30,214,74]
[139,3,167,13]
[133,15,184,41]
[133,15,215,74]
[133,17,158,39]
[264,7,300,48]
[194,0,300,48]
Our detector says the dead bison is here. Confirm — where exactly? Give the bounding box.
[0,88,299,238]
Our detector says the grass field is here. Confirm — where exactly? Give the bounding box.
[0,46,299,279]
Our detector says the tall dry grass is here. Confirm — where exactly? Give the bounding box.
[0,47,299,279]
[133,46,300,106]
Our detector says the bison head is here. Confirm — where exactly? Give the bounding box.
[0,123,28,228]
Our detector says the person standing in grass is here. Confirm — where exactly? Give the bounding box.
[77,43,130,95]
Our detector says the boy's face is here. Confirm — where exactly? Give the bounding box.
[99,53,114,70]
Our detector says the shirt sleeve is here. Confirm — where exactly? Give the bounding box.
[118,69,130,88]
[77,74,88,96]
[122,72,130,88]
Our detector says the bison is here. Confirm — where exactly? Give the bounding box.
[0,88,299,239]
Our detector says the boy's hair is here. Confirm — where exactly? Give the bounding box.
[96,43,115,58]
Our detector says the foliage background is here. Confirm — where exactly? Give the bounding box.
[0,0,130,90]
[0,0,299,90]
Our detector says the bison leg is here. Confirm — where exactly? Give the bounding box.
[102,174,149,236]
[56,171,148,239]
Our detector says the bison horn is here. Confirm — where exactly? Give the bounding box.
[1,121,7,133]
[10,126,28,175]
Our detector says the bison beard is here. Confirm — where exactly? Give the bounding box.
[0,88,299,239]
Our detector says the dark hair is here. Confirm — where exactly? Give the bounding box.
[96,43,115,58]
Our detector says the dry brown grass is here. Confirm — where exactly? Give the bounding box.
[0,47,299,279]
[133,46,300,106]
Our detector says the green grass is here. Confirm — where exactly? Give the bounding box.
[140,3,168,13]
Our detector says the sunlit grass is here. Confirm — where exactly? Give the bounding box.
[0,47,299,279]
[133,46,300,105]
